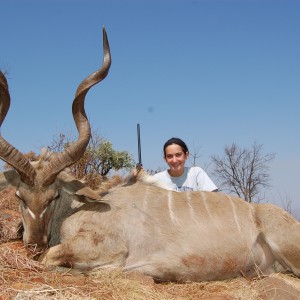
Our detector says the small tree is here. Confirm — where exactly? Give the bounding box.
[47,130,135,188]
[88,139,134,176]
[211,142,275,203]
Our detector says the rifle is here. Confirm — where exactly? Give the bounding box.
[136,123,142,170]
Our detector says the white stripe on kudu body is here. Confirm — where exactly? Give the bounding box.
[225,194,242,233]
[186,192,199,225]
[199,192,222,228]
[167,191,181,226]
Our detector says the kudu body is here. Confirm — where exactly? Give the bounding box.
[1,29,300,283]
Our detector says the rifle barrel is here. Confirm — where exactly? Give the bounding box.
[137,124,142,165]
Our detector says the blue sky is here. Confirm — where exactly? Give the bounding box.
[1,0,299,215]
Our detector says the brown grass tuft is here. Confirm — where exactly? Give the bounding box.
[0,187,22,243]
[96,174,125,196]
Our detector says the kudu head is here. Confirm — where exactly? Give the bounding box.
[0,28,111,251]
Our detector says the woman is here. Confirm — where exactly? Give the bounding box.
[153,137,218,192]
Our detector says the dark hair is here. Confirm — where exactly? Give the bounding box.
[163,137,189,157]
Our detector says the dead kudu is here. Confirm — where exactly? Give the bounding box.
[0,29,300,283]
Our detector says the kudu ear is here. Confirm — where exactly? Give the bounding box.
[57,172,102,202]
[0,169,21,189]
[74,186,103,201]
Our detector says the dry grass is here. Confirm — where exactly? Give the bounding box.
[1,187,299,300]
[0,245,260,300]
[0,187,22,243]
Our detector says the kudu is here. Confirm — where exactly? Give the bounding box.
[1,29,300,283]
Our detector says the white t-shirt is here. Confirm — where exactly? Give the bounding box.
[153,166,217,192]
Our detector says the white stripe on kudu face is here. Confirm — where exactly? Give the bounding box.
[27,208,36,220]
[40,207,48,219]
[16,191,37,220]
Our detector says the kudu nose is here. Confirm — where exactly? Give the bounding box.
[24,233,49,253]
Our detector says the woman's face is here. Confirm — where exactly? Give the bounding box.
[164,144,189,177]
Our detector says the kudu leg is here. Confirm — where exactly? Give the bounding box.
[256,204,300,277]
[40,229,128,270]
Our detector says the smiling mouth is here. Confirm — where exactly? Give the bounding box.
[172,164,181,169]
